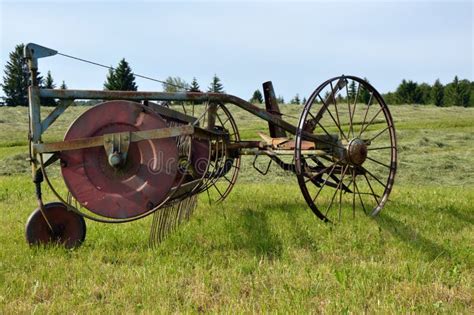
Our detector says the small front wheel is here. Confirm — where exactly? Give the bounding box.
[26,202,86,248]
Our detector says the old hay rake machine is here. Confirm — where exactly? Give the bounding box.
[23,44,397,248]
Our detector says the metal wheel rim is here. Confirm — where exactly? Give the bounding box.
[295,75,397,222]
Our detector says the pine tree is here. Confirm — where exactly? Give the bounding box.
[291,94,301,105]
[395,79,421,104]
[42,70,57,106]
[347,80,357,103]
[277,95,285,104]
[104,58,137,91]
[416,83,432,105]
[359,78,371,104]
[302,97,307,104]
[431,79,444,106]
[469,82,474,107]
[444,76,470,106]
[189,77,201,92]
[207,74,224,93]
[250,90,263,103]
[1,44,30,106]
[383,92,397,105]
[60,80,67,89]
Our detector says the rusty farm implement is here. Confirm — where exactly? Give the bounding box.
[23,43,397,248]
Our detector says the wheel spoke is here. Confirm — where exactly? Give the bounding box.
[311,162,339,203]
[365,156,393,169]
[360,166,388,189]
[317,94,348,141]
[359,106,384,136]
[213,183,224,198]
[363,173,380,205]
[358,92,373,137]
[353,175,367,214]
[304,163,334,183]
[352,168,356,218]
[367,146,394,151]
[368,125,391,143]
[329,81,343,136]
[325,164,349,217]
[350,82,361,139]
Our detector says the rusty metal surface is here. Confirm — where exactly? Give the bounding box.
[144,101,197,124]
[34,125,194,154]
[38,89,309,139]
[263,81,287,138]
[60,100,179,219]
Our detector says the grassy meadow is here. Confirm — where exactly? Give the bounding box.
[0,104,473,313]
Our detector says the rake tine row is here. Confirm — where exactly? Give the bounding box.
[149,195,198,248]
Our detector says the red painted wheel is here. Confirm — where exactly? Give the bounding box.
[60,101,178,219]
[25,202,86,248]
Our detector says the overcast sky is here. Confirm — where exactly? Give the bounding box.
[1,0,472,100]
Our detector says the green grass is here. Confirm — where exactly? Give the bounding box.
[0,104,473,313]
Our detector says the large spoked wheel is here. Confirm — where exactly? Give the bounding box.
[295,75,397,222]
[192,103,241,203]
[26,202,86,248]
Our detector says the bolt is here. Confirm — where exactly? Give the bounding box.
[108,152,122,167]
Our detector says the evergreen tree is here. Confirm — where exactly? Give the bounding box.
[302,97,307,104]
[189,77,201,92]
[359,78,371,104]
[207,74,224,93]
[104,58,137,91]
[1,44,30,106]
[250,90,263,103]
[188,77,201,104]
[458,79,471,107]
[395,79,421,104]
[60,80,67,89]
[291,94,301,105]
[347,80,357,102]
[469,82,474,107]
[416,83,432,104]
[42,70,57,106]
[277,95,285,104]
[383,92,397,105]
[431,79,444,106]
[444,76,470,106]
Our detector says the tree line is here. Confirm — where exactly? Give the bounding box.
[1,43,473,107]
[382,77,473,107]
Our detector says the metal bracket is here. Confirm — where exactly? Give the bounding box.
[24,43,58,60]
[252,152,272,176]
[103,132,131,168]
[23,43,57,87]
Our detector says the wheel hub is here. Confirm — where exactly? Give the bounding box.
[347,138,368,165]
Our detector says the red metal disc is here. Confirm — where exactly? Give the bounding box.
[191,139,210,177]
[60,101,178,219]
[25,202,86,248]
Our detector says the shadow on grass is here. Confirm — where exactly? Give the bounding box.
[226,208,283,260]
[443,204,474,226]
[376,213,451,262]
[264,200,322,251]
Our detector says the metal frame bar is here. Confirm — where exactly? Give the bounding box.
[35,88,333,143]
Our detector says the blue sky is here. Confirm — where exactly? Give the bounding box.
[1,0,472,100]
